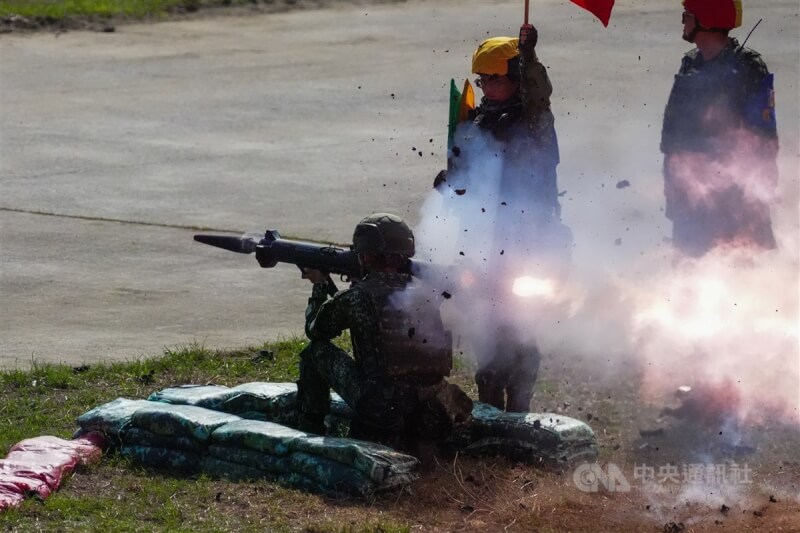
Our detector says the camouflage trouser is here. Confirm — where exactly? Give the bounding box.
[297,341,368,435]
[297,341,473,452]
[475,339,540,413]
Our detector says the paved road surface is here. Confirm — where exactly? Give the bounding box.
[1,0,797,367]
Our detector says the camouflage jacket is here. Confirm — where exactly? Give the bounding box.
[304,272,452,380]
[457,46,561,219]
[661,38,778,156]
[660,38,779,223]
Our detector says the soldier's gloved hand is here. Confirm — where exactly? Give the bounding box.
[433,169,448,191]
[518,23,538,52]
[301,268,327,285]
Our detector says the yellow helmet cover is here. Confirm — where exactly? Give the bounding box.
[472,37,520,76]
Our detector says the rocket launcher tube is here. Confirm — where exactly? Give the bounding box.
[194,230,451,287]
[194,230,361,278]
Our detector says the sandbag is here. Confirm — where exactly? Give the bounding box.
[120,428,204,453]
[291,436,418,486]
[207,445,288,475]
[120,445,201,474]
[129,403,241,442]
[214,382,298,418]
[209,420,418,489]
[0,474,51,499]
[9,435,104,467]
[0,434,106,513]
[147,385,232,407]
[201,457,270,481]
[148,382,352,421]
[148,383,295,414]
[76,398,153,438]
[210,420,310,456]
[3,451,78,492]
[0,485,25,511]
[0,459,67,491]
[288,452,375,496]
[201,458,320,493]
[464,402,598,463]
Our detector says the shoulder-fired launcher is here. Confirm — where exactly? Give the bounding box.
[194,230,443,282]
[194,230,362,278]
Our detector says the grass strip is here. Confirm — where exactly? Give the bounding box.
[0,338,311,452]
[0,0,252,21]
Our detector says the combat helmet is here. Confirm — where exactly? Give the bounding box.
[472,37,520,80]
[683,0,742,30]
[352,213,415,257]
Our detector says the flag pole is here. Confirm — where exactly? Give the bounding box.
[524,0,529,24]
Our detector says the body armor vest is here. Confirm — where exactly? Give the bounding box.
[359,276,453,379]
[662,40,770,155]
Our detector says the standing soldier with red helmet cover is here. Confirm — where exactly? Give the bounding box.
[661,0,779,257]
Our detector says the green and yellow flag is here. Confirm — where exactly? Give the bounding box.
[447,78,475,150]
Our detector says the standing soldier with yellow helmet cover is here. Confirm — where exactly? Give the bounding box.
[661,0,779,257]
[434,22,570,413]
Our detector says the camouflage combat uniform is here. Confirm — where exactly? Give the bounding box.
[661,38,779,256]
[297,272,473,452]
[450,43,568,413]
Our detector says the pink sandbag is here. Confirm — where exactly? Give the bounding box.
[0,459,66,490]
[0,485,25,511]
[0,433,107,512]
[10,434,105,467]
[0,474,52,499]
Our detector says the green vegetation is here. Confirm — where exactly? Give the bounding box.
[0,336,416,532]
[0,0,245,21]
[0,339,309,453]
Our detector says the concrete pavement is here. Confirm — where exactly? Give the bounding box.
[1,0,797,366]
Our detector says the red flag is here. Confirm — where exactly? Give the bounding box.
[570,0,615,27]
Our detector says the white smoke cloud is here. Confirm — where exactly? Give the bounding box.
[413,121,799,426]
[414,124,577,370]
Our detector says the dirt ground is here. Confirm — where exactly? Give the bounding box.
[42,355,800,532]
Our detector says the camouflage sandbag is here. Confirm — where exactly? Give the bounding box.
[222,383,353,420]
[209,420,417,490]
[291,436,418,486]
[464,402,598,464]
[207,445,288,475]
[202,457,272,481]
[215,382,298,418]
[209,445,376,496]
[129,404,241,442]
[121,445,201,474]
[148,382,352,422]
[288,452,376,496]
[210,420,310,456]
[76,398,153,438]
[201,458,320,493]
[147,385,231,408]
[120,428,204,453]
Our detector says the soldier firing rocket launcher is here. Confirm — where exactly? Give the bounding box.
[194,230,443,283]
[194,230,569,306]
